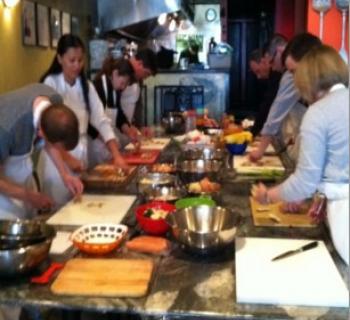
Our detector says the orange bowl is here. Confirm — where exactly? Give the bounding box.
[135,201,176,236]
[71,224,128,255]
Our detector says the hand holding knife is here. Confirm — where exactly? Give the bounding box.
[271,241,318,261]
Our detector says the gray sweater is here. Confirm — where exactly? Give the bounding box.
[0,84,62,163]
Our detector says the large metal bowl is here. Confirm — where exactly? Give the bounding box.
[0,220,56,276]
[177,159,223,183]
[166,206,242,254]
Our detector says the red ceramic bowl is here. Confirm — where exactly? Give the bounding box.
[135,201,176,236]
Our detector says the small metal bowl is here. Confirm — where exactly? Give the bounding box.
[0,219,54,249]
[166,205,242,254]
[144,186,186,203]
[181,147,226,161]
[178,159,223,184]
[137,173,177,195]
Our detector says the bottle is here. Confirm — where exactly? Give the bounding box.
[185,110,196,132]
[209,37,217,53]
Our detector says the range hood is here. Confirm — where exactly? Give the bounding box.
[98,0,192,38]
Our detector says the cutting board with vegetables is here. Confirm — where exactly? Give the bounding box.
[122,150,160,164]
[51,258,154,297]
[235,237,349,307]
[250,197,316,227]
[81,165,137,190]
[125,138,170,151]
[234,155,285,176]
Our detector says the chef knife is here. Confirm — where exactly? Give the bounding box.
[271,241,318,261]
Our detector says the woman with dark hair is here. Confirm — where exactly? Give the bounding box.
[88,57,140,166]
[252,45,349,264]
[37,34,127,208]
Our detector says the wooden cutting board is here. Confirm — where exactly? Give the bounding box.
[51,258,154,297]
[122,150,160,164]
[250,197,316,227]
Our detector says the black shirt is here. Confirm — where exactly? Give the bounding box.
[251,71,282,137]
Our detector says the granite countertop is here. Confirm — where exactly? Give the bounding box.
[156,67,231,74]
[0,141,348,320]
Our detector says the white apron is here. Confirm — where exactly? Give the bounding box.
[37,136,87,211]
[0,152,36,220]
[318,182,349,265]
[37,77,90,210]
[87,75,129,167]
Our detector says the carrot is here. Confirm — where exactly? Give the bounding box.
[126,236,169,255]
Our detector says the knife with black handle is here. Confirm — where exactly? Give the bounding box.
[271,241,318,261]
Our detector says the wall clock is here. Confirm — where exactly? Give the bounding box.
[205,8,217,22]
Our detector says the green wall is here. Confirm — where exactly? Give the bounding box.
[0,0,95,93]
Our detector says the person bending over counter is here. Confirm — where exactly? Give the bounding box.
[37,34,127,209]
[121,48,157,126]
[0,84,82,219]
[88,57,140,166]
[252,45,349,264]
[248,48,282,137]
[249,33,322,163]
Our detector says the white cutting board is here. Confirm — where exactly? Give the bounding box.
[233,155,284,174]
[125,138,170,151]
[49,232,72,254]
[47,194,136,226]
[235,237,349,307]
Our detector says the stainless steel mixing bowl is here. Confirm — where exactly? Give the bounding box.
[177,159,223,183]
[0,219,55,249]
[181,147,226,161]
[166,205,242,254]
[0,220,56,276]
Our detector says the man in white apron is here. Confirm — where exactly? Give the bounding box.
[0,84,82,220]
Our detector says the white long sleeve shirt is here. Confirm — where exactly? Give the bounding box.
[44,73,115,143]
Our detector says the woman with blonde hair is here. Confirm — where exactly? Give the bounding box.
[252,45,349,264]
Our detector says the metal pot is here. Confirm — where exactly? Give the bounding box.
[166,206,242,254]
[0,220,56,276]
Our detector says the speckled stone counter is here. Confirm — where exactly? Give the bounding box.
[0,141,348,320]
